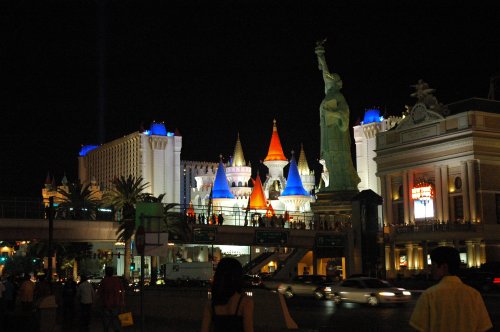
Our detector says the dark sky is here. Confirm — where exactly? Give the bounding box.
[2,2,500,197]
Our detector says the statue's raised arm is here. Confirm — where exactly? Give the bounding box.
[315,38,330,79]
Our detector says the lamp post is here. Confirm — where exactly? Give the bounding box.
[47,196,54,282]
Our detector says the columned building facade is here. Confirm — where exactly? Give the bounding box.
[375,98,500,278]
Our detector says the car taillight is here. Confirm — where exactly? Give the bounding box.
[493,277,500,284]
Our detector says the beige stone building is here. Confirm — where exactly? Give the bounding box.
[375,97,500,278]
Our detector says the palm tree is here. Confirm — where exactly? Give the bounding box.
[57,182,99,220]
[58,242,93,280]
[102,175,149,280]
[163,203,190,242]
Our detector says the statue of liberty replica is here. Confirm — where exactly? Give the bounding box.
[315,40,360,195]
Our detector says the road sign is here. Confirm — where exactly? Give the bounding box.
[315,234,344,248]
[135,225,145,255]
[255,230,288,245]
[193,228,217,243]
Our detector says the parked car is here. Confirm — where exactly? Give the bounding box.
[317,277,412,306]
[277,275,333,299]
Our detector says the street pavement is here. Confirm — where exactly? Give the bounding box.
[20,285,499,332]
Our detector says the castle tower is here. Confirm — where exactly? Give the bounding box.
[249,174,268,211]
[297,143,316,196]
[263,120,288,211]
[279,152,310,212]
[212,159,236,211]
[225,133,252,206]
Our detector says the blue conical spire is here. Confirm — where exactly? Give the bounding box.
[213,159,235,199]
[281,152,309,196]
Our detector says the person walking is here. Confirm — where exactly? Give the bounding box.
[409,246,492,332]
[77,275,95,332]
[98,267,125,332]
[200,257,254,332]
[18,274,35,311]
[2,276,16,312]
[62,276,77,325]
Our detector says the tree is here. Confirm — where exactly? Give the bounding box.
[57,182,99,220]
[58,242,93,280]
[163,203,190,242]
[102,175,149,280]
[28,240,92,280]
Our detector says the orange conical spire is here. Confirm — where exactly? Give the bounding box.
[249,174,268,210]
[264,119,287,161]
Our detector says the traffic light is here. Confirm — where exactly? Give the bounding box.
[0,256,7,264]
[130,262,136,271]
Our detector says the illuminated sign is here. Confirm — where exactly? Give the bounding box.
[411,185,433,200]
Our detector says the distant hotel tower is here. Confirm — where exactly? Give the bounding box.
[77,122,182,204]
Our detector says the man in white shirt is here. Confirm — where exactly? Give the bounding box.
[77,275,95,332]
[409,246,492,332]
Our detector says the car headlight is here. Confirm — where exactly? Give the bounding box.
[379,292,395,297]
[403,291,411,296]
[323,287,331,292]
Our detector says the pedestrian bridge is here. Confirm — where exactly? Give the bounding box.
[0,217,342,249]
[1,218,119,242]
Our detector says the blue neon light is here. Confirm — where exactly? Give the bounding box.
[79,145,98,156]
[363,108,383,124]
[150,123,168,136]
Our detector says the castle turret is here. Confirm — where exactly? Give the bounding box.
[212,159,236,210]
[263,120,288,210]
[263,119,288,178]
[297,143,315,195]
[279,152,310,212]
[225,133,252,205]
[249,174,268,210]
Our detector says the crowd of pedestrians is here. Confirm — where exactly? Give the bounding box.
[0,266,126,332]
[185,211,351,232]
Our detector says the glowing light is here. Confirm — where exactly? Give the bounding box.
[150,122,168,136]
[411,185,433,200]
[79,145,98,156]
[362,108,383,124]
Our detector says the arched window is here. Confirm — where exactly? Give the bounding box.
[238,181,243,187]
[231,182,236,187]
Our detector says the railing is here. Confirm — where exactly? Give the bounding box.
[0,199,351,233]
[0,198,46,219]
[390,221,480,234]
[0,198,114,221]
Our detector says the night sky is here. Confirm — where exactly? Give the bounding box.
[2,2,500,198]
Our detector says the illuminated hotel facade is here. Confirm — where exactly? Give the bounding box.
[77,122,182,204]
[372,97,500,278]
